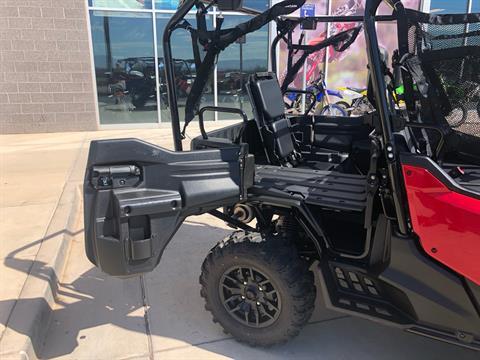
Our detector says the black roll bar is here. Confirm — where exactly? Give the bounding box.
[364,0,408,234]
[163,0,197,151]
[165,0,303,151]
[280,14,397,22]
[271,14,397,73]
[198,106,248,141]
[163,0,259,151]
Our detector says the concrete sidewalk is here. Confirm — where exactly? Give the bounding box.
[0,126,478,359]
[0,131,86,342]
[38,216,479,360]
[0,124,230,358]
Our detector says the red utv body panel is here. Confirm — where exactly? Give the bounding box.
[402,165,480,285]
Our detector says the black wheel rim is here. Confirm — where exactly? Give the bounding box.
[219,266,282,328]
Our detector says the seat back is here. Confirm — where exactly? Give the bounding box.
[247,72,299,165]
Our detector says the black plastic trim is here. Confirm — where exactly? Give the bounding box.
[400,153,480,200]
[84,138,253,277]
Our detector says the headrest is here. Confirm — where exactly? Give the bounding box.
[253,76,285,120]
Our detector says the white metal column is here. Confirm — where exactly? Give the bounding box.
[213,8,219,121]
[152,1,162,124]
[468,0,474,14]
[301,31,308,113]
[323,0,333,88]
[85,2,101,128]
[268,0,276,72]
[420,0,431,12]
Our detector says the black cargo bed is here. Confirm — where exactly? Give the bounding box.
[252,166,367,212]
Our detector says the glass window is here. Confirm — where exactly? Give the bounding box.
[89,0,153,9]
[154,0,269,12]
[88,2,274,126]
[472,0,480,12]
[155,0,179,10]
[277,0,328,94]
[156,14,215,122]
[327,0,421,95]
[326,1,366,92]
[430,0,468,14]
[90,11,158,124]
[216,15,269,120]
[243,0,269,11]
[155,0,204,11]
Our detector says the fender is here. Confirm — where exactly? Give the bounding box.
[401,157,480,285]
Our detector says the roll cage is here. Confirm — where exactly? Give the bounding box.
[163,0,306,151]
[161,0,410,233]
[363,0,410,234]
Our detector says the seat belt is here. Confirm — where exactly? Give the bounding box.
[181,0,306,136]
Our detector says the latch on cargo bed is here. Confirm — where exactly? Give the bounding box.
[91,165,141,189]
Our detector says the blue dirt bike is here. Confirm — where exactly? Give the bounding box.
[285,73,347,117]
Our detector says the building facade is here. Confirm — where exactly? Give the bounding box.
[0,0,477,133]
[1,0,97,133]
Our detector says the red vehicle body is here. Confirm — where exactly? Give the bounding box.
[403,164,480,285]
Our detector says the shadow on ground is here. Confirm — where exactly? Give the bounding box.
[1,220,478,360]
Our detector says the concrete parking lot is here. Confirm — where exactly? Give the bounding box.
[39,216,479,360]
[1,127,478,359]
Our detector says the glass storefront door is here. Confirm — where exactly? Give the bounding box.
[429,0,469,13]
[90,11,159,124]
[216,15,269,120]
[155,14,215,123]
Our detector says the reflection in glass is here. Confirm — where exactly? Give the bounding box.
[243,0,269,11]
[89,3,273,126]
[90,0,152,9]
[155,0,179,10]
[216,15,269,120]
[430,0,468,14]
[473,0,480,12]
[428,1,470,48]
[326,0,421,92]
[156,14,214,123]
[90,11,158,124]
[153,0,268,12]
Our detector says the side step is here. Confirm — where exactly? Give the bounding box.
[318,261,415,326]
[318,261,480,351]
[407,326,480,352]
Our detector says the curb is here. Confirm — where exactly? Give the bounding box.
[0,183,83,360]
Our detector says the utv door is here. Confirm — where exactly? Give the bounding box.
[84,139,253,277]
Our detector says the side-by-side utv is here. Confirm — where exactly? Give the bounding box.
[83,0,480,350]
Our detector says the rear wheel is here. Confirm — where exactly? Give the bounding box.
[131,91,148,108]
[319,103,347,117]
[335,101,351,114]
[200,231,316,346]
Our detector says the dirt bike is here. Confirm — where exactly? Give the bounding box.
[336,86,375,115]
[286,73,347,116]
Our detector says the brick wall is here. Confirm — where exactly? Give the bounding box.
[0,0,98,133]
